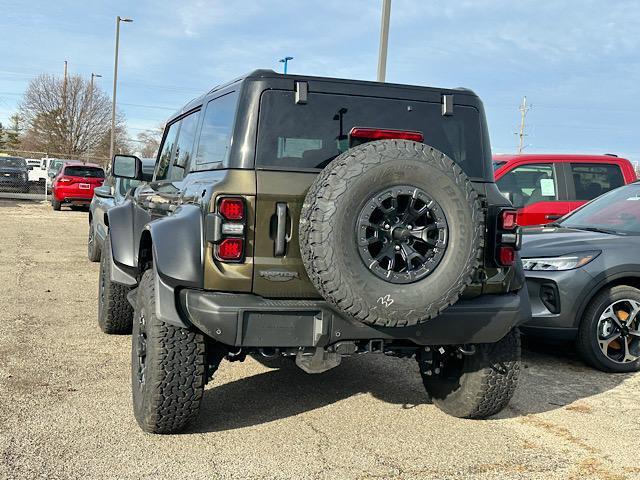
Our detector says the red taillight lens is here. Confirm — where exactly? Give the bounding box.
[217,238,243,261]
[498,246,516,266]
[349,127,424,142]
[500,209,518,230]
[58,177,71,183]
[219,198,244,220]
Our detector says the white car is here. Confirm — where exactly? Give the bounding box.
[27,158,48,184]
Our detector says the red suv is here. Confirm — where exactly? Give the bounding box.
[51,162,105,211]
[494,154,637,226]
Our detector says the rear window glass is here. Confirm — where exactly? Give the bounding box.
[256,91,485,178]
[64,166,105,178]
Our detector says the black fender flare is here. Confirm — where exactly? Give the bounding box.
[145,205,204,328]
[106,200,137,269]
[145,204,204,289]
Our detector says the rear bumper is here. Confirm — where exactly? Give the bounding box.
[53,189,93,203]
[179,287,531,348]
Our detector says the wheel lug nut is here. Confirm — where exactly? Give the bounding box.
[407,225,413,230]
[394,245,401,251]
[384,224,390,229]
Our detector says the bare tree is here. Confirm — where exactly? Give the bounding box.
[19,74,128,160]
[135,127,162,158]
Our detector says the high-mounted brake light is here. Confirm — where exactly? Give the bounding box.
[219,198,244,220]
[217,238,243,261]
[349,127,424,143]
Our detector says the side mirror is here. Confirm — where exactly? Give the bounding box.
[94,185,114,199]
[112,154,143,180]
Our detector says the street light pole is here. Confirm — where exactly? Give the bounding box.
[279,56,293,75]
[377,0,392,82]
[90,73,102,92]
[110,16,132,161]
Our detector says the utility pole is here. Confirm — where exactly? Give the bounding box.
[377,0,392,82]
[110,16,133,161]
[279,56,293,74]
[517,96,531,153]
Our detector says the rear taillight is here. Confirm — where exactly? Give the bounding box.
[496,208,520,267]
[219,198,244,220]
[214,196,246,262]
[499,210,518,231]
[498,246,516,266]
[217,238,243,261]
[349,127,424,143]
[58,177,71,183]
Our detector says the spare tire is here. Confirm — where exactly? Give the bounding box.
[300,140,483,328]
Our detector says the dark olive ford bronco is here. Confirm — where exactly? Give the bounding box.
[99,70,529,433]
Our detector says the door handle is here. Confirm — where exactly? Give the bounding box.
[274,203,288,257]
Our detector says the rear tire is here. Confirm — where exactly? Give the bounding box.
[131,269,208,434]
[98,235,133,334]
[52,199,61,211]
[418,329,520,419]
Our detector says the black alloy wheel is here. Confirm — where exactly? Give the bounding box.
[356,186,448,284]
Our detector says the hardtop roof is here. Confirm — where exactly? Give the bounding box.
[168,69,481,124]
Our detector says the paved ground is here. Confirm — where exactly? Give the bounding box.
[1,199,639,480]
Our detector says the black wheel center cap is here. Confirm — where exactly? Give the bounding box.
[392,227,410,241]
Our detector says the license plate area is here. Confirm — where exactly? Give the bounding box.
[241,311,325,347]
[79,183,90,189]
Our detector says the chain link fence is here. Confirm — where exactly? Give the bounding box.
[0,149,108,202]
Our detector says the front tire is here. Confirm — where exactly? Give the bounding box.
[98,235,133,334]
[418,329,520,419]
[87,219,102,262]
[577,285,640,373]
[132,269,207,434]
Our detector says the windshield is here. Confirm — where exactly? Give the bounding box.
[64,166,105,178]
[0,157,26,169]
[561,184,640,235]
[257,91,488,179]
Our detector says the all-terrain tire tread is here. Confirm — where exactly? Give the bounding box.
[98,236,133,334]
[134,269,206,434]
[422,329,521,419]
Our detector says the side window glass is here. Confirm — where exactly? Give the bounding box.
[195,91,238,169]
[170,111,200,180]
[155,122,179,181]
[571,163,625,201]
[496,163,556,209]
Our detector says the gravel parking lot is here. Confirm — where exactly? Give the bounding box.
[1,199,639,480]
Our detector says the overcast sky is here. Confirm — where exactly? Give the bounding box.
[1,0,638,162]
